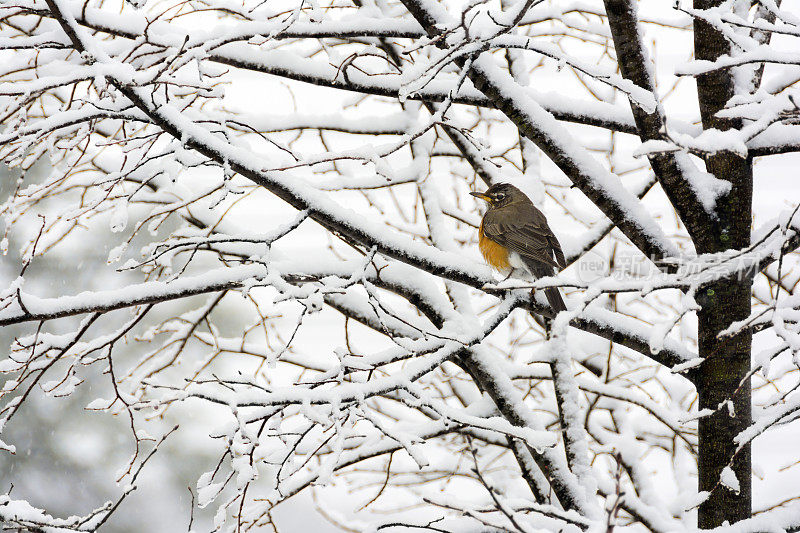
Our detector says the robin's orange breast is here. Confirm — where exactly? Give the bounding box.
[479,221,511,271]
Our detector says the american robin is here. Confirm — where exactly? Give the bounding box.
[471,183,567,312]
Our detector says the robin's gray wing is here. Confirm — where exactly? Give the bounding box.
[482,207,567,312]
[482,204,565,270]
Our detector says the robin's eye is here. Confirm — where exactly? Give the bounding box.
[495,193,505,201]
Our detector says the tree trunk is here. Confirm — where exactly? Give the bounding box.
[696,277,752,527]
[694,0,753,526]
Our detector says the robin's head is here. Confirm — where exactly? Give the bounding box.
[470,183,525,208]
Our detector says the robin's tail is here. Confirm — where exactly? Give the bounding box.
[544,286,567,313]
[522,258,567,314]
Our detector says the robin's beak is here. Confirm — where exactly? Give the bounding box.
[470,191,491,203]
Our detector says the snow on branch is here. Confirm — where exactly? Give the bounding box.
[1,0,800,530]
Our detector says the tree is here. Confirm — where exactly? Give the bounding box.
[1,0,799,530]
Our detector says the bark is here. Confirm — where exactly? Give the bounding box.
[696,275,752,528]
[693,0,753,527]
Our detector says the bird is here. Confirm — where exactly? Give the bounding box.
[470,183,567,313]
